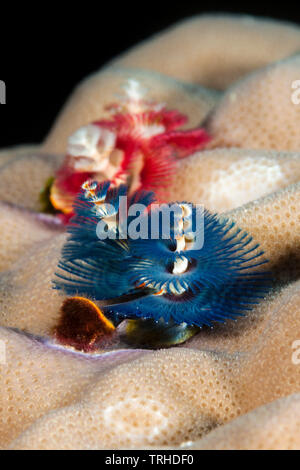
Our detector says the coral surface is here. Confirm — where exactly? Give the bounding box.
[1,14,300,450]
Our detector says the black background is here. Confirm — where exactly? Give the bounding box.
[1,2,300,148]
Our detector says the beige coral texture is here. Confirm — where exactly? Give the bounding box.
[1,14,300,450]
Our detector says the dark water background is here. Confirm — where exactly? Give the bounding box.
[0,1,299,147]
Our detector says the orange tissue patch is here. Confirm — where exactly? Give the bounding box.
[54,296,116,352]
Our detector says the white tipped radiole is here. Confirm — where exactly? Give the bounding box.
[67,124,117,173]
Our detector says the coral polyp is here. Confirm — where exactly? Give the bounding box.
[54,181,270,328]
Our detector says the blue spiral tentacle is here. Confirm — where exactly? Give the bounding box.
[54,181,155,300]
[54,182,271,327]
